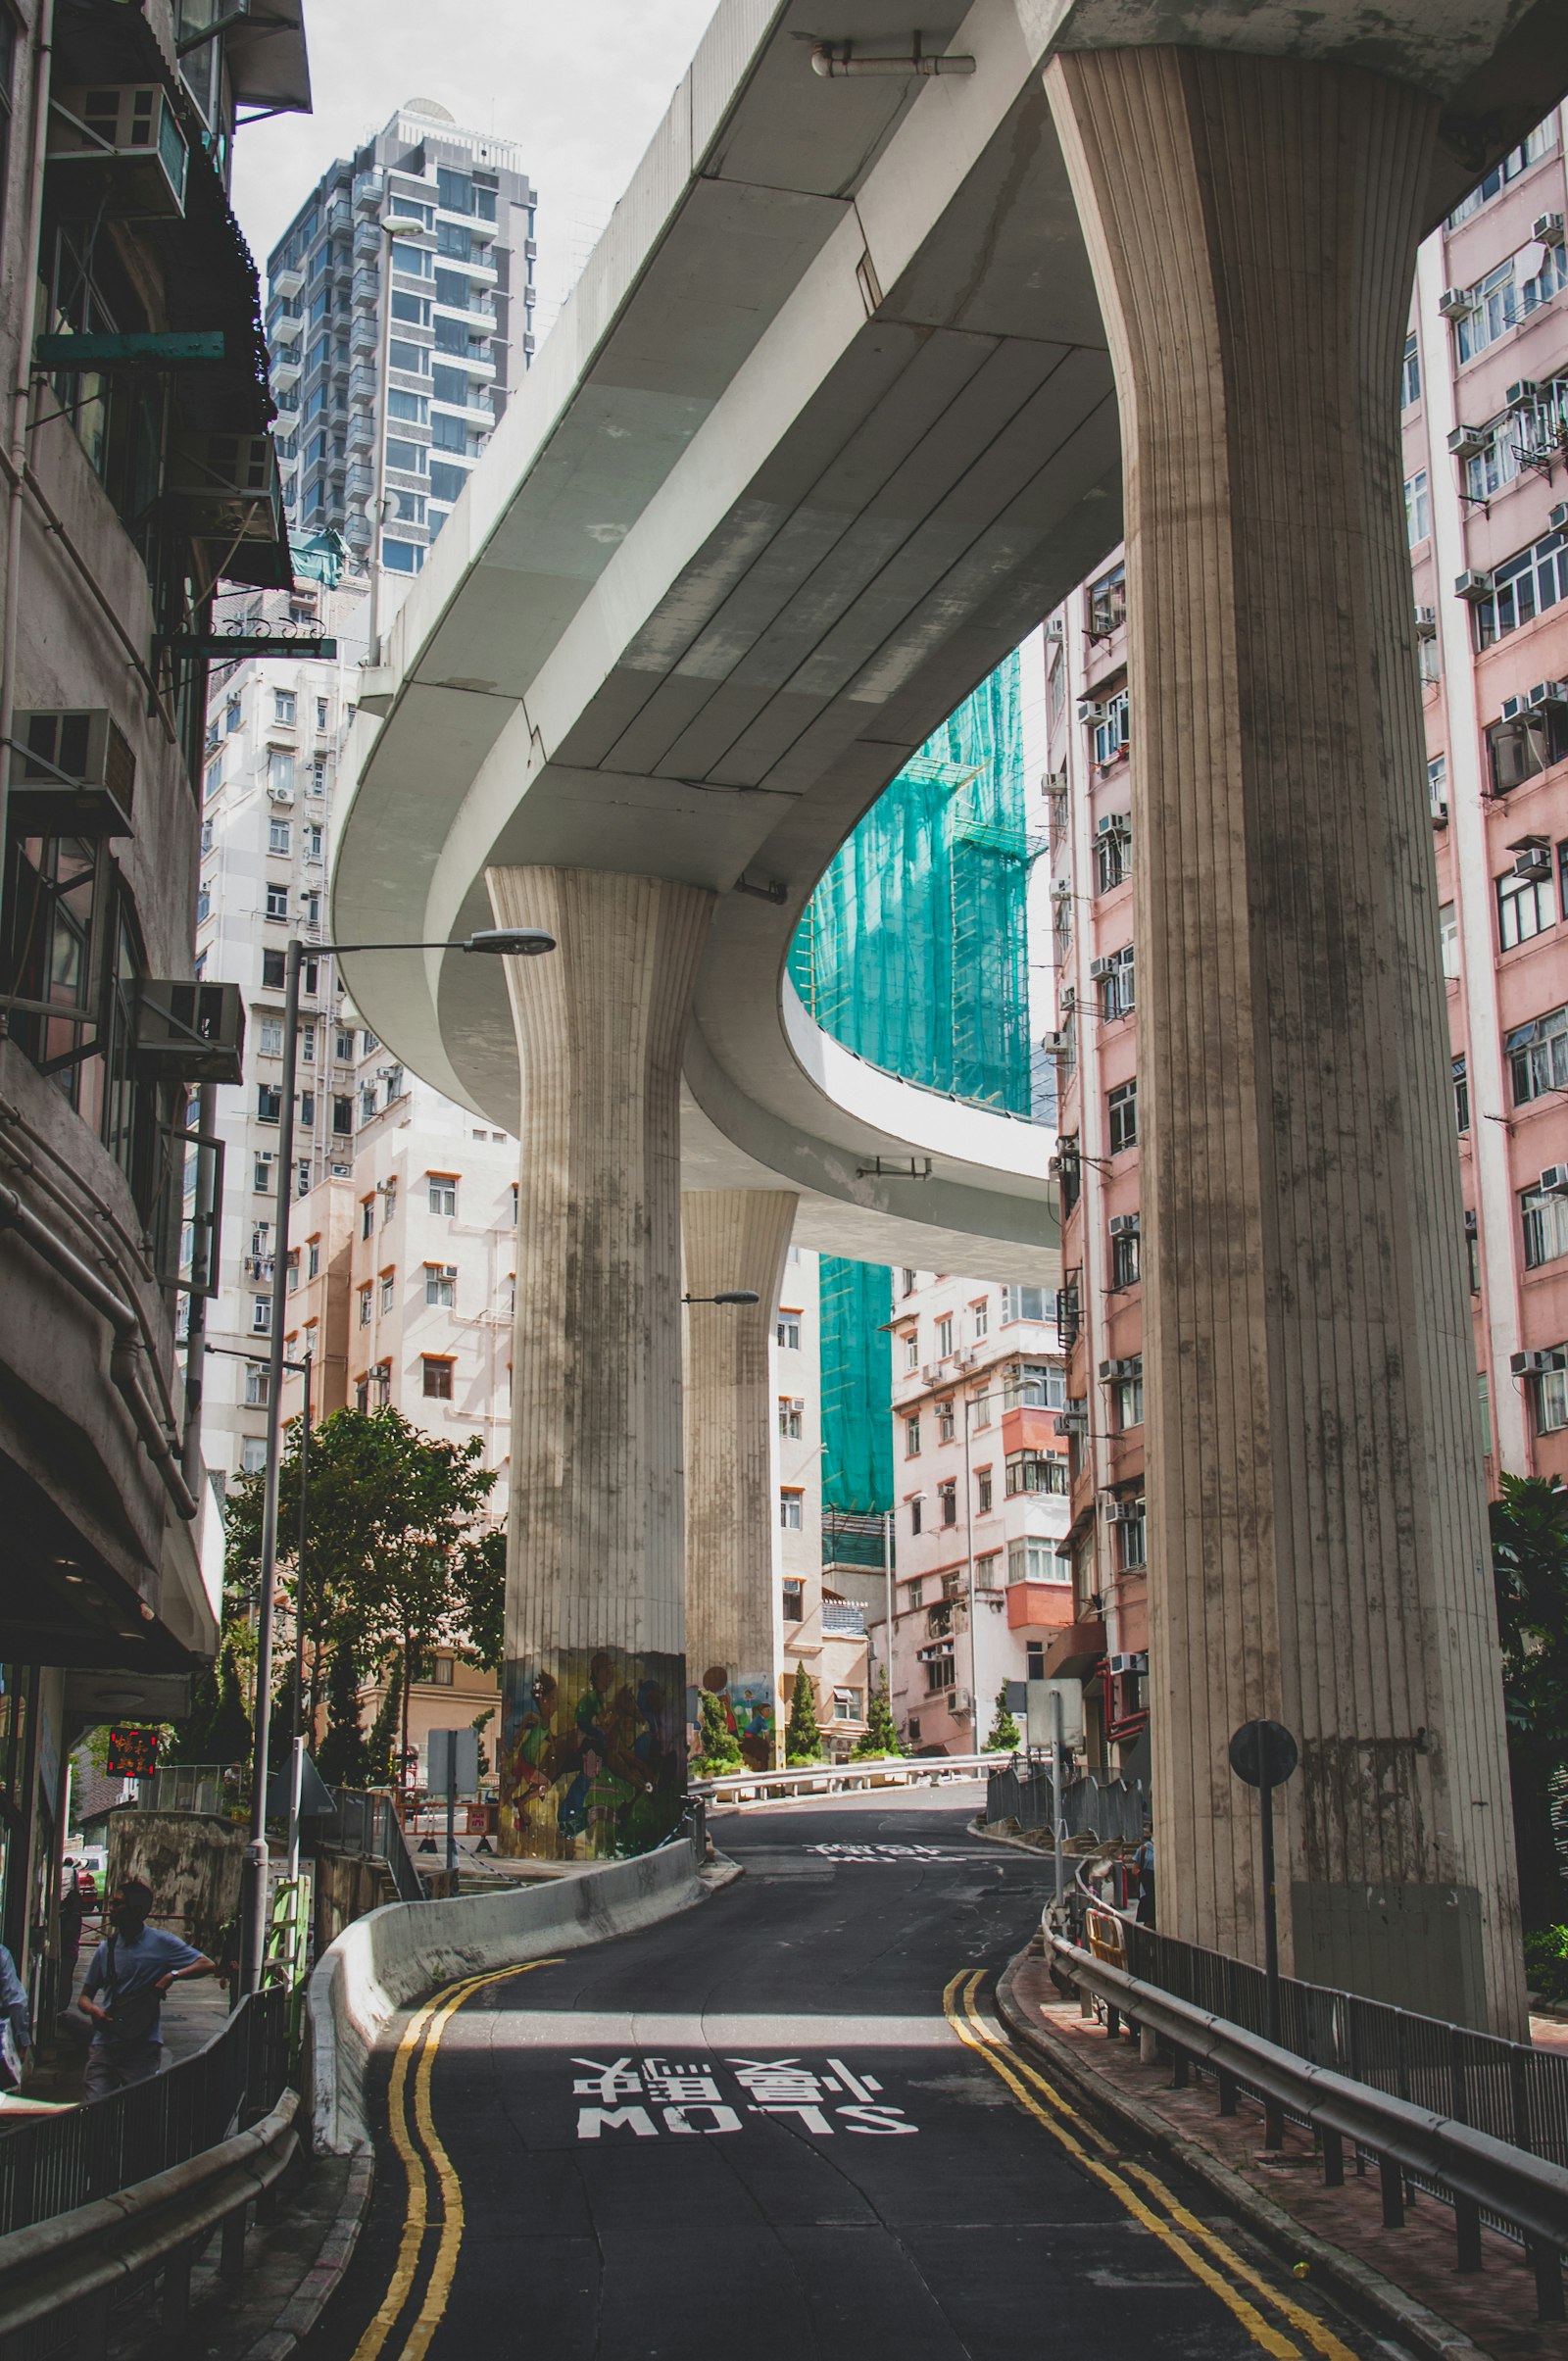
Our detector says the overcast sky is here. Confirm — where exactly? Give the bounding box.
[230,0,720,335]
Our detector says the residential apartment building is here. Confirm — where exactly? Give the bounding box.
[884,1270,1074,1753]
[265,99,537,580]
[195,577,368,1483]
[0,0,307,2015]
[776,1247,870,1758]
[1046,102,1568,1775]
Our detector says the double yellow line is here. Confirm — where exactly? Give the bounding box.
[942,1970,1359,2361]
[352,1959,560,2361]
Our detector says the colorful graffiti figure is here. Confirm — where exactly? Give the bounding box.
[503,1650,683,1857]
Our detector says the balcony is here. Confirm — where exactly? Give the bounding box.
[347,363,378,406]
[349,313,378,357]
[345,411,374,456]
[353,169,383,214]
[345,460,374,502]
[271,262,304,300]
[353,219,381,265]
[325,196,352,238]
[351,266,379,311]
[821,1599,865,1637]
[270,351,300,392]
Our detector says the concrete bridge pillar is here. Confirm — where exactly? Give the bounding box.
[1048,48,1525,2031]
[488,865,713,1859]
[682,1188,798,1774]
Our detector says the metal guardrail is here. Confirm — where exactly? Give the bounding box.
[323,1787,425,1902]
[0,1985,289,2238]
[1048,1929,1568,2323]
[987,1759,1147,1843]
[691,1751,1004,1803]
[0,2089,298,2356]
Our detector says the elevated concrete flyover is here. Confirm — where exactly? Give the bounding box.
[334,0,1564,2031]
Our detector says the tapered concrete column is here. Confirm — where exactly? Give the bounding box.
[682,1189,797,1771]
[488,865,713,1859]
[1049,50,1524,2031]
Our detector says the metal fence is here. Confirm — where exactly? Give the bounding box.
[1117,1918,1568,2170]
[322,1787,425,1901]
[986,1758,1148,1844]
[0,1985,289,2237]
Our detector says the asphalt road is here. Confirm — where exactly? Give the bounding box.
[306,1789,1384,2361]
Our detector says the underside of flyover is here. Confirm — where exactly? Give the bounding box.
[332,0,1568,2026]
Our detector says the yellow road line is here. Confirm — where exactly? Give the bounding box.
[944,1971,1301,2360]
[351,1958,561,2361]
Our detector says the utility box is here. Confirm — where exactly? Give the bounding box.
[426,1728,480,1799]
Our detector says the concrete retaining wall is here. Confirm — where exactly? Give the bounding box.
[306,1840,705,2153]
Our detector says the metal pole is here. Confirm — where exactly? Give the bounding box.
[240,938,303,1994]
[1260,1775,1281,2044]
[181,1080,219,1491]
[446,1777,458,1881]
[881,1506,893,1711]
[0,0,56,916]
[1052,1684,1065,1915]
[961,1391,977,1743]
[285,1351,312,1880]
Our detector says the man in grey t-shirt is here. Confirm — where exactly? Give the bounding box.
[79,1878,213,2101]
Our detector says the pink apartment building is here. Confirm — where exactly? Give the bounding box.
[886,1268,1074,1754]
[1047,102,1568,1775]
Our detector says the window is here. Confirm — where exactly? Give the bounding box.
[310,759,327,797]
[776,1311,801,1350]
[1400,330,1421,408]
[1497,866,1553,951]
[244,1363,270,1407]
[224,696,241,735]
[936,1313,953,1357]
[1454,1055,1471,1135]
[975,1550,1001,1591]
[268,815,292,856]
[305,824,323,861]
[1087,562,1126,637]
[252,1295,272,1335]
[1454,240,1568,364]
[971,1299,988,1340]
[1005,1451,1069,1496]
[909,1497,923,1535]
[253,1153,273,1193]
[424,1653,456,1687]
[1488,704,1568,794]
[1026,1642,1045,1682]
[1535,1364,1568,1435]
[316,699,329,731]
[778,1397,803,1440]
[511,1183,518,1226]
[242,1436,268,1475]
[976,1467,993,1514]
[422,1356,455,1400]
[1474,529,1568,651]
[425,1264,456,1307]
[307,1236,320,1279]
[781,1578,805,1622]
[1479,1368,1493,1456]
[263,949,285,990]
[1002,1286,1051,1323]
[1523,1188,1568,1269]
[924,1650,956,1695]
[1110,1222,1141,1288]
[258,1015,283,1057]
[1439,903,1460,980]
[905,1414,921,1457]
[902,1267,917,1295]
[329,1096,351,1136]
[972,1389,992,1430]
[906,1579,924,1610]
[832,1689,861,1723]
[1446,122,1558,225]
[257,1084,281,1123]
[302,891,321,929]
[273,690,296,724]
[1117,1500,1148,1569]
[362,1085,377,1122]
[265,882,289,921]
[360,1197,375,1240]
[358,1284,371,1327]
[380,1270,395,1312]
[779,1489,804,1530]
[298,1091,315,1128]
[1009,1362,1067,1409]
[903,1329,919,1371]
[383,539,421,574]
[938,1480,957,1527]
[204,756,222,802]
[1095,825,1131,895]
[269,750,294,798]
[354,1376,369,1413]
[1112,1369,1145,1430]
[1107,1081,1138,1153]
[428,1173,458,1215]
[937,1401,956,1445]
[285,1250,299,1295]
[1007,1537,1067,1586]
[383,1178,397,1224]
[1403,469,1430,547]
[1100,943,1136,1017]
[1093,687,1130,766]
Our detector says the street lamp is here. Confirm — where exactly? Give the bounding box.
[238,924,554,1995]
[367,212,432,664]
[682,1290,760,1304]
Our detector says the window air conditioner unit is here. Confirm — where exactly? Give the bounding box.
[1510,1349,1566,1375]
[169,433,284,553]
[1051,878,1073,899]
[1060,988,1075,1014]
[1042,767,1067,793]
[1107,1651,1149,1676]
[1528,679,1568,709]
[1501,694,1527,720]
[1453,570,1493,601]
[1414,607,1438,640]
[1552,503,1568,533]
[1505,379,1540,412]
[1535,212,1566,246]
[1541,1166,1568,1198]
[1077,700,1109,724]
[1088,955,1111,979]
[50,84,189,219]
[268,782,295,804]
[1102,1498,1142,1523]
[1042,1029,1072,1056]
[132,981,245,1084]
[1446,423,1488,461]
[1054,1406,1087,1434]
[1108,1213,1140,1237]
[1096,812,1130,837]
[1513,845,1552,882]
[1437,287,1473,319]
[8,708,134,834]
[1098,1356,1141,1381]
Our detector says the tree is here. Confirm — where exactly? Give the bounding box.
[853,1667,904,1760]
[317,1640,368,1788]
[693,1690,743,1776]
[986,1683,1021,1752]
[786,1669,821,1766]
[167,1631,251,1766]
[1490,1473,1568,1929]
[365,1660,402,1790]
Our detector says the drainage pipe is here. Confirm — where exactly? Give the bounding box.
[811,39,974,75]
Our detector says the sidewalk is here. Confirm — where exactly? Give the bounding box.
[1002,1949,1567,2361]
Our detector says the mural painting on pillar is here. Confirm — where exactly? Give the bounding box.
[687,1666,774,1772]
[500,1648,684,1859]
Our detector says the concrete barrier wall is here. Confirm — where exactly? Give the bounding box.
[306,1840,704,2153]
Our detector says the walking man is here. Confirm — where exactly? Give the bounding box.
[1133,1819,1156,1928]
[78,1877,213,2100]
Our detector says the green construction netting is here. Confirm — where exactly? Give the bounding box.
[793,653,1035,1520]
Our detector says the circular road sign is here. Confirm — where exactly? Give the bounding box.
[1229,1719,1298,1790]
